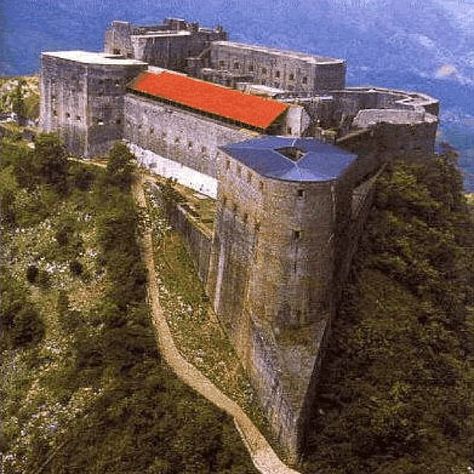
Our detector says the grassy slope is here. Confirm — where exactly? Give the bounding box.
[0,137,256,474]
[303,154,474,473]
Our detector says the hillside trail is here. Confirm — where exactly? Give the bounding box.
[133,174,302,474]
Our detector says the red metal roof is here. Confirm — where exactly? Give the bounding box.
[128,71,289,130]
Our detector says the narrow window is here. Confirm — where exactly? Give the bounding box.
[65,112,70,118]
[259,181,264,191]
[201,146,207,153]
[116,119,122,125]
[226,159,230,170]
[237,165,241,176]
[248,65,254,72]
[219,60,225,68]
[234,62,240,69]
[262,67,267,74]
[275,70,280,78]
[302,76,308,84]
[76,115,81,121]
[53,109,57,117]
[188,141,193,149]
[293,230,301,240]
[149,127,154,134]
[247,171,252,183]
[297,189,305,198]
[243,213,248,223]
[289,73,295,81]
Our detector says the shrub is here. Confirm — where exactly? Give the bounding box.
[26,264,39,283]
[55,224,72,246]
[304,154,474,473]
[10,305,44,347]
[37,269,50,288]
[69,259,83,276]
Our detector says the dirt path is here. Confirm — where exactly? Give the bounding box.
[133,176,301,474]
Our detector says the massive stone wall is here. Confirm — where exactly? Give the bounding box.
[105,19,227,72]
[104,21,134,57]
[40,53,146,157]
[208,42,346,93]
[123,92,254,178]
[298,86,440,130]
[40,55,88,155]
[205,151,353,460]
[40,20,442,465]
[148,182,213,283]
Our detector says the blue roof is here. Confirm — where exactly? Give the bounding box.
[220,136,358,182]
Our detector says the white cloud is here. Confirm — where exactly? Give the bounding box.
[435,64,458,78]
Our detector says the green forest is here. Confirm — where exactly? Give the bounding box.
[0,135,256,473]
[1,130,473,474]
[304,151,474,473]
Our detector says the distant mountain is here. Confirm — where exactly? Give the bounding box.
[1,0,473,185]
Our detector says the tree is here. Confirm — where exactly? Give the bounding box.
[34,133,69,193]
[11,305,44,347]
[69,259,83,276]
[304,154,474,473]
[106,142,135,189]
[11,80,26,123]
[26,265,39,283]
[0,273,44,348]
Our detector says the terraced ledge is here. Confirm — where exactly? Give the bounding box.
[133,175,301,474]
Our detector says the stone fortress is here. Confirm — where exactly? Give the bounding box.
[39,17,440,464]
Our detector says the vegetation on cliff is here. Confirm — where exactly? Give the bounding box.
[304,151,474,473]
[0,76,39,122]
[0,135,256,473]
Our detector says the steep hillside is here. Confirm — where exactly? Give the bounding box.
[0,135,257,473]
[304,152,474,473]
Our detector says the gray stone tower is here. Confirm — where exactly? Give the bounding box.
[207,137,359,460]
[40,51,146,157]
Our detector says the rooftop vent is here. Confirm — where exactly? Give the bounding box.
[276,146,306,162]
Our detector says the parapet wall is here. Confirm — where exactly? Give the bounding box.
[124,93,254,178]
[293,86,439,131]
[148,182,212,283]
[209,42,346,93]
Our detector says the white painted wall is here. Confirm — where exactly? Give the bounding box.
[128,142,218,198]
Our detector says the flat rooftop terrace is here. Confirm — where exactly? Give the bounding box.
[212,41,344,65]
[132,31,192,38]
[42,51,146,66]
